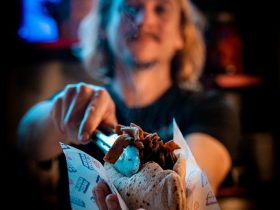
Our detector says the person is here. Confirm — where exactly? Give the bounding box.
[17,0,240,209]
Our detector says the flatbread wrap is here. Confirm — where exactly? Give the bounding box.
[104,123,187,210]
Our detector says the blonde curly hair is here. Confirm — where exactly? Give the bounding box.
[78,0,205,90]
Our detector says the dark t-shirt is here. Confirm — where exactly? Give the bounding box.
[106,84,240,161]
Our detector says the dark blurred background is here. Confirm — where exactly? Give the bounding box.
[4,0,280,209]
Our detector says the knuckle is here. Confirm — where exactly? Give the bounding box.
[65,84,75,91]
[78,82,86,86]
[52,97,63,109]
[64,85,76,97]
[78,83,93,96]
[79,85,88,95]
[96,87,108,98]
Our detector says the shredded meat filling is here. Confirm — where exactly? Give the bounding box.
[104,123,180,170]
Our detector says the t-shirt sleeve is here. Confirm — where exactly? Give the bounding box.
[185,91,241,162]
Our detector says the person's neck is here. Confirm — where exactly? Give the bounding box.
[113,62,172,108]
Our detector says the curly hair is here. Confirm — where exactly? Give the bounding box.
[78,0,205,90]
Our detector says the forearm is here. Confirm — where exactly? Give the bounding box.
[186,133,231,194]
[17,100,67,161]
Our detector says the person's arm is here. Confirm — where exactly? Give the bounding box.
[17,83,117,161]
[186,133,231,194]
[17,100,66,161]
[184,90,240,194]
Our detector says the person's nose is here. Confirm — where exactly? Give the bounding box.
[135,7,156,28]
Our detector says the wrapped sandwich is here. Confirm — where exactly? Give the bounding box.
[103,123,187,210]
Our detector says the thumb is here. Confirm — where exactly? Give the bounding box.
[106,194,121,210]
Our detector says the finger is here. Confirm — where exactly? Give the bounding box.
[102,111,118,130]
[60,85,76,132]
[64,84,93,127]
[63,94,81,144]
[51,97,63,133]
[106,194,121,210]
[94,182,110,210]
[64,84,93,143]
[78,88,117,144]
[98,181,110,195]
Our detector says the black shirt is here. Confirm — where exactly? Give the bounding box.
[106,84,240,161]
[49,83,240,160]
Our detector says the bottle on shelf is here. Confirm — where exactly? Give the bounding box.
[209,11,244,75]
[207,11,261,88]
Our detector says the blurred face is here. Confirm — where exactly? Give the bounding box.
[107,0,183,68]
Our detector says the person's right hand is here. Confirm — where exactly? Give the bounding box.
[51,82,117,145]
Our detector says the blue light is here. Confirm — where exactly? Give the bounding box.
[18,0,61,42]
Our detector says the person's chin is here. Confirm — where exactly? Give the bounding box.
[130,50,157,62]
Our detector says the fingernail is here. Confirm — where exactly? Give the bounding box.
[106,195,118,209]
[79,132,89,142]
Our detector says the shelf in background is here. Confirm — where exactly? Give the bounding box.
[215,74,262,89]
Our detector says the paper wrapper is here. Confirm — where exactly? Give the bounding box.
[172,119,220,210]
[60,120,220,210]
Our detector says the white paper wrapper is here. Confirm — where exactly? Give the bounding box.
[172,119,220,210]
[60,143,128,210]
[60,120,220,210]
